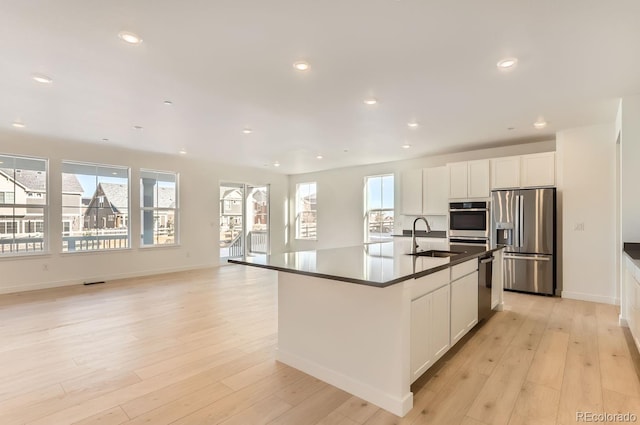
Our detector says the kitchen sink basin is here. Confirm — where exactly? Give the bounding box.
[409,250,462,258]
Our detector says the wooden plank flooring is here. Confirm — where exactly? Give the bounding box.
[1,265,639,425]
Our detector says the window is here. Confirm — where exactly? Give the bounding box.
[295,182,317,240]
[61,161,130,252]
[140,170,178,246]
[0,154,48,255]
[365,174,394,242]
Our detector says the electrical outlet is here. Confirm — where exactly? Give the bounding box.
[574,223,585,231]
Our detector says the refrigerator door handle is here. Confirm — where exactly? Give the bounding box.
[518,195,524,248]
[514,195,520,248]
[504,254,551,261]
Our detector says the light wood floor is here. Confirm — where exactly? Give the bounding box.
[1,266,639,425]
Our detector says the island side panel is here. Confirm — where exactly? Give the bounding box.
[277,271,413,417]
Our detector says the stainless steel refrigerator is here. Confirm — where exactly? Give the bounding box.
[491,188,556,295]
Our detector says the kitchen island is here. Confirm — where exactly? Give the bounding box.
[229,241,504,417]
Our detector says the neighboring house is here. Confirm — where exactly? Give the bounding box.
[84,183,129,230]
[83,183,175,231]
[0,168,83,235]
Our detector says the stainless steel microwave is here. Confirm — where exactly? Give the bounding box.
[449,201,490,238]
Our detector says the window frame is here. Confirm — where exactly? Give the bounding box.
[295,182,317,240]
[140,169,179,248]
[0,153,49,257]
[61,160,131,253]
[364,174,395,243]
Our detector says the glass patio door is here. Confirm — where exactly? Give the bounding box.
[219,183,269,259]
[245,185,269,255]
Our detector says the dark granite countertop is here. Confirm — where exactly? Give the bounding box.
[624,243,640,260]
[228,241,501,288]
[392,230,447,239]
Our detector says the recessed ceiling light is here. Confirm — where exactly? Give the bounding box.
[118,31,143,45]
[273,162,281,167]
[12,122,25,128]
[111,172,118,175]
[534,118,547,129]
[32,74,52,84]
[242,128,253,134]
[402,144,411,149]
[316,155,323,160]
[293,61,310,71]
[179,149,187,155]
[133,125,143,130]
[497,57,518,70]
[363,98,378,105]
[163,100,173,106]
[407,122,419,128]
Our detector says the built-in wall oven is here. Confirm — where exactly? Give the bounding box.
[449,201,490,248]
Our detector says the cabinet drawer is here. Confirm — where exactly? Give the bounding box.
[409,269,449,300]
[451,259,478,281]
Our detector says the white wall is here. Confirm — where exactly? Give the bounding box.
[289,140,555,251]
[556,124,618,304]
[0,131,288,294]
[621,94,640,241]
[620,94,640,322]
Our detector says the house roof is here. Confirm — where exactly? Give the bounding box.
[99,183,128,211]
[157,187,176,208]
[96,183,175,210]
[0,168,83,194]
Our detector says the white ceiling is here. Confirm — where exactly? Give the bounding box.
[1,1,639,174]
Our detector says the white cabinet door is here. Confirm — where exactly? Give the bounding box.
[449,162,468,199]
[450,271,479,344]
[491,156,520,189]
[410,293,432,382]
[468,160,490,198]
[430,284,450,362]
[423,166,449,215]
[402,169,423,215]
[521,152,555,187]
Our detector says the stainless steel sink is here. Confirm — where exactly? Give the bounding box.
[409,250,463,257]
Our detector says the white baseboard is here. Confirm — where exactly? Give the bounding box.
[561,291,619,305]
[0,263,216,295]
[276,348,413,417]
[619,314,629,328]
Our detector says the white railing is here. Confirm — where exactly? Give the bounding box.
[248,230,268,254]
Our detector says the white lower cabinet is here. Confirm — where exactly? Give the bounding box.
[450,271,479,344]
[410,260,479,383]
[430,284,451,361]
[410,284,450,383]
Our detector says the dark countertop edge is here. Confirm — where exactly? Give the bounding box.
[228,247,503,288]
[227,258,392,288]
[624,243,640,260]
[392,230,447,239]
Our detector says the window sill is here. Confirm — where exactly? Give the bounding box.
[294,238,317,241]
[139,244,181,250]
[60,247,133,256]
[0,251,51,260]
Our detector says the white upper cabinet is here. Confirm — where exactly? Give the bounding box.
[520,152,556,187]
[401,166,449,215]
[448,162,469,199]
[423,166,449,215]
[490,152,555,190]
[401,168,423,215]
[491,156,521,189]
[448,160,490,199]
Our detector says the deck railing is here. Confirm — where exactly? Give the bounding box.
[248,230,268,254]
